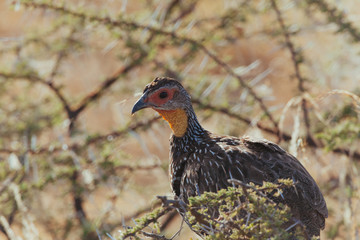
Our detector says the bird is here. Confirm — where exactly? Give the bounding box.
[132,77,328,239]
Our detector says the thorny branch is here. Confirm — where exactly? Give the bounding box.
[192,98,279,137]
[48,51,65,82]
[1,1,359,239]
[163,0,197,24]
[0,53,147,133]
[120,206,171,239]
[0,9,152,236]
[192,98,360,160]
[124,201,162,223]
[69,53,147,131]
[0,97,359,161]
[195,43,279,132]
[270,0,306,93]
[140,231,171,240]
[47,27,77,83]
[270,0,313,144]
[115,163,164,172]
[306,0,360,42]
[86,116,161,145]
[0,72,73,121]
[0,115,161,156]
[20,0,279,133]
[71,171,88,226]
[228,179,294,204]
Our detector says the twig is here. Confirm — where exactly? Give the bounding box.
[0,116,161,157]
[1,31,147,134]
[70,53,147,131]
[20,0,279,133]
[140,231,171,240]
[0,173,18,196]
[192,98,360,160]
[116,164,163,172]
[124,201,162,223]
[71,171,88,228]
[162,0,181,23]
[47,26,76,83]
[47,51,65,82]
[306,0,360,42]
[270,0,306,93]
[0,215,18,240]
[163,0,197,24]
[228,179,275,203]
[197,44,279,131]
[0,72,73,124]
[192,98,283,139]
[120,207,170,239]
[160,210,178,232]
[87,116,161,144]
[270,0,313,144]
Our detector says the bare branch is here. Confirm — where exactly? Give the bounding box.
[20,0,279,132]
[306,0,360,42]
[270,0,313,144]
[69,53,147,131]
[0,72,73,122]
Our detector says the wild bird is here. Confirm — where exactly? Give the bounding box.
[132,77,328,239]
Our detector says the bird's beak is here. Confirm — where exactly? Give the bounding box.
[132,93,149,114]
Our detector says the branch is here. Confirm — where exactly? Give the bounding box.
[0,72,73,122]
[140,231,171,240]
[20,0,279,132]
[0,116,160,158]
[159,210,178,232]
[47,27,76,83]
[306,0,360,42]
[0,53,147,133]
[0,173,18,196]
[192,98,283,139]
[228,179,275,203]
[116,163,163,172]
[195,43,279,132]
[192,98,360,160]
[86,116,161,145]
[124,201,162,223]
[71,171,88,226]
[120,207,170,239]
[69,53,147,131]
[270,0,305,92]
[270,0,313,144]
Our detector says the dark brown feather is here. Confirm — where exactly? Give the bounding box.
[170,130,328,238]
[136,77,328,239]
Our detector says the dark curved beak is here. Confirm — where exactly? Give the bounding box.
[132,94,149,114]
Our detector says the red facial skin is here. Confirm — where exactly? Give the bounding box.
[145,87,188,137]
[146,88,176,107]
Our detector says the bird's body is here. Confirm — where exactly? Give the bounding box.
[132,77,328,238]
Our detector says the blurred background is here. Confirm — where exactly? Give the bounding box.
[0,0,359,239]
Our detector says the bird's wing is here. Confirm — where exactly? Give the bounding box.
[204,134,328,220]
[241,136,328,218]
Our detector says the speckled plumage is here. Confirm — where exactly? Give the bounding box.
[133,77,328,238]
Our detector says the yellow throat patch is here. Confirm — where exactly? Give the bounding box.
[155,109,188,137]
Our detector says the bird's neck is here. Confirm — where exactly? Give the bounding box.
[155,109,189,137]
[155,107,205,140]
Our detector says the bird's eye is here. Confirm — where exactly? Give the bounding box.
[159,91,168,99]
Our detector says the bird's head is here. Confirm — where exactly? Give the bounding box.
[132,77,191,113]
[132,77,191,137]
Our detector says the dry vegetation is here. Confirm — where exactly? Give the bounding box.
[0,0,359,239]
